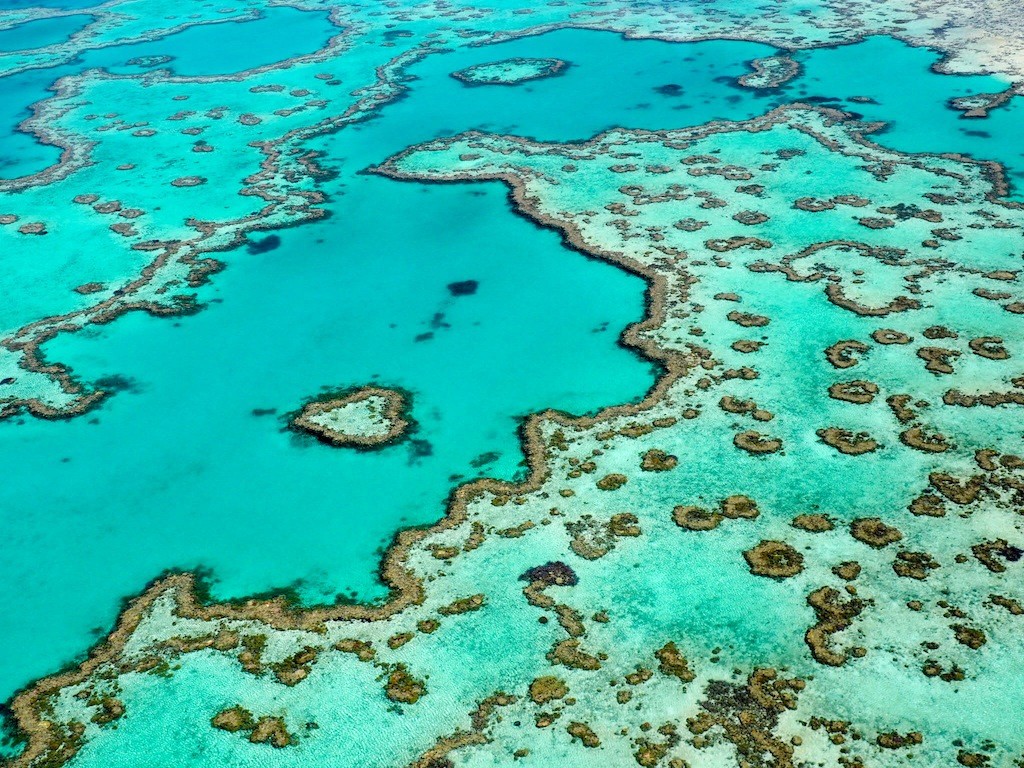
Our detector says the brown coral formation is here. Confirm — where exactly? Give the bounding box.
[824,340,869,369]
[731,340,763,353]
[871,329,912,345]
[721,494,759,519]
[519,561,578,587]
[212,708,293,748]
[438,594,485,616]
[170,176,207,187]
[827,380,878,404]
[899,426,951,453]
[886,393,916,423]
[850,518,902,548]
[816,428,878,455]
[832,561,861,581]
[89,698,124,725]
[968,336,1008,360]
[654,641,695,683]
[291,386,410,448]
[212,706,255,733]
[743,540,805,578]
[893,551,940,579]
[917,346,960,374]
[566,721,601,747]
[876,731,922,749]
[529,676,568,704]
[272,646,318,685]
[687,668,803,768]
[929,473,984,505]
[386,664,427,704]
[596,473,628,490]
[971,539,1021,573]
[734,430,782,454]
[547,639,601,671]
[249,717,293,748]
[727,310,770,327]
[672,505,721,531]
[641,448,678,471]
[791,514,833,532]
[943,388,1024,407]
[565,514,637,559]
[952,624,986,649]
[805,587,866,666]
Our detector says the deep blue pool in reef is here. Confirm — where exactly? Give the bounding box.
[0,5,339,179]
[0,0,97,8]
[2,27,1024,704]
[0,12,91,50]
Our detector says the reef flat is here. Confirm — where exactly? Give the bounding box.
[291,386,411,448]
[451,57,568,86]
[1,1,1024,767]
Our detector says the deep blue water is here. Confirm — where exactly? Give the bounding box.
[0,12,91,50]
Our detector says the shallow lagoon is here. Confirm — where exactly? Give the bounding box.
[0,6,339,179]
[0,13,91,51]
[1,24,1023,715]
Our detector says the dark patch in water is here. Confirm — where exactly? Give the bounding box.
[963,129,991,138]
[414,331,434,342]
[408,438,433,464]
[470,450,500,468]
[655,83,683,96]
[447,279,479,296]
[251,407,277,417]
[519,561,578,586]
[247,234,281,254]
[94,374,140,393]
[1002,544,1023,562]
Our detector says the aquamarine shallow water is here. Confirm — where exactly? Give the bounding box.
[1,21,1023,748]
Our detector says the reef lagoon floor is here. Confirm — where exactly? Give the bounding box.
[1,1,1024,767]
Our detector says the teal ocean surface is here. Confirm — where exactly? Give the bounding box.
[1,4,1023,766]
[0,19,1019,705]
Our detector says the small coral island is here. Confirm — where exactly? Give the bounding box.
[452,57,568,85]
[737,54,801,89]
[290,386,411,448]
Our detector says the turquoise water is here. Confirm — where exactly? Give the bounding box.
[1,15,1024,766]
[0,13,91,50]
[1,22,1021,705]
[85,9,341,78]
[0,6,338,179]
[784,36,1024,194]
[0,0,97,8]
